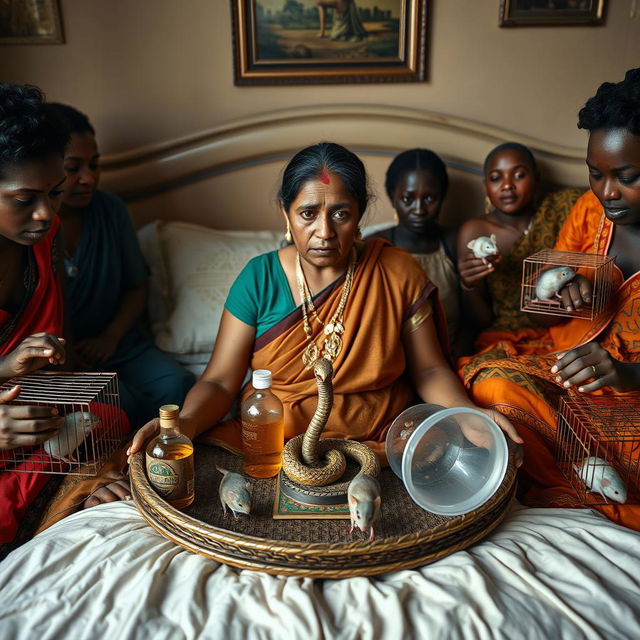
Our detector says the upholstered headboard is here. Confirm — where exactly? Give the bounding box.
[100,105,590,231]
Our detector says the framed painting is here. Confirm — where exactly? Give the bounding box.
[231,0,428,85]
[0,0,65,44]
[499,0,607,27]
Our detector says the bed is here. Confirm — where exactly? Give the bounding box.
[0,502,638,638]
[2,106,637,638]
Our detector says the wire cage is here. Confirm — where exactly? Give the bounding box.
[521,249,616,319]
[555,396,640,506]
[0,372,123,476]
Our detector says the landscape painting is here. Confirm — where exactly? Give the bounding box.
[231,0,428,84]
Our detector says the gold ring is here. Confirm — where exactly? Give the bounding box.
[591,364,597,377]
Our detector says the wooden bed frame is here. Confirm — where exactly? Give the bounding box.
[98,105,590,231]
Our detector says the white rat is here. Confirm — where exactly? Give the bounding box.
[347,473,381,541]
[43,411,100,463]
[574,456,627,504]
[467,234,499,260]
[217,465,252,518]
[534,266,576,301]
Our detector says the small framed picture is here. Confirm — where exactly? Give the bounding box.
[0,0,65,45]
[499,0,607,27]
[231,0,428,85]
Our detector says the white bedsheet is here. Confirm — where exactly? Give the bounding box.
[0,503,638,640]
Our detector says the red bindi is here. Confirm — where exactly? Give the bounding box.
[319,170,330,185]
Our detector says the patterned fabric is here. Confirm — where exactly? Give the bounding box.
[464,191,640,531]
[485,187,584,334]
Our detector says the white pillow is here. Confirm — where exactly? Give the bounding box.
[151,222,282,356]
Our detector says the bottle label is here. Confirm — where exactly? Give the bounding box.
[146,454,194,501]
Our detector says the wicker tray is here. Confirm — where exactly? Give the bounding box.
[130,444,517,578]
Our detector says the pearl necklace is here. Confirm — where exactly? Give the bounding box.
[295,249,356,369]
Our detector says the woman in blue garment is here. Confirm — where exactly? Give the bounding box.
[48,103,195,428]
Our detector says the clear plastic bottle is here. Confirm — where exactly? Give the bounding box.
[145,404,195,509]
[241,370,284,478]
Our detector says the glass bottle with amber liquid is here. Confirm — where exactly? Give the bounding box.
[241,370,284,478]
[145,404,195,509]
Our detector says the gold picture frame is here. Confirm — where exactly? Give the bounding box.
[0,0,65,44]
[499,0,607,27]
[231,0,428,85]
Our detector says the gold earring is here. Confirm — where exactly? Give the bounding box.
[393,212,399,224]
[285,223,293,244]
[356,227,362,241]
[484,196,493,215]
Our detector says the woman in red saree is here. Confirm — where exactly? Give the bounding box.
[129,142,523,463]
[0,84,130,550]
[462,68,640,530]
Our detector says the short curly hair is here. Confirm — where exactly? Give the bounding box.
[578,68,640,136]
[0,83,69,178]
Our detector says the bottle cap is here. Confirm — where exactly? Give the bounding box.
[159,404,180,430]
[252,370,272,389]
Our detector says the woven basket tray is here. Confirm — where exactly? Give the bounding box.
[130,443,517,578]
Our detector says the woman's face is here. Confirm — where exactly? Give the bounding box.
[0,155,66,245]
[484,149,537,216]
[60,131,100,209]
[284,172,360,269]
[392,169,443,235]
[587,128,640,226]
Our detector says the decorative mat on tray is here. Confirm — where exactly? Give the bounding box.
[130,443,517,577]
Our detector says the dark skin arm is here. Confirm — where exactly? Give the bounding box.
[456,220,499,330]
[75,280,148,366]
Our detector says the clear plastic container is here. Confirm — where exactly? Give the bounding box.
[385,404,508,516]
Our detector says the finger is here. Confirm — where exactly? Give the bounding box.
[513,443,524,468]
[578,278,593,304]
[558,364,599,389]
[105,480,132,500]
[567,281,586,310]
[1,404,60,419]
[127,422,159,459]
[551,344,592,374]
[84,495,101,508]
[558,286,574,311]
[10,416,65,433]
[17,346,57,362]
[577,377,610,393]
[0,385,21,404]
[495,416,523,444]
[11,429,62,447]
[90,487,121,504]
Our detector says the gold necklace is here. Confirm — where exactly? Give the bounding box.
[296,249,356,369]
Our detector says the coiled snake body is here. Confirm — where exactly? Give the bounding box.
[282,359,379,488]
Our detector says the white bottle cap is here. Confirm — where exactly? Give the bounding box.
[252,369,272,389]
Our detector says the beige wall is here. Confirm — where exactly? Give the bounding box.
[1,1,639,229]
[2,0,639,155]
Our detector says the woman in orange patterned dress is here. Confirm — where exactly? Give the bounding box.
[463,68,640,530]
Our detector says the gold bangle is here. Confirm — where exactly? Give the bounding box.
[460,280,477,292]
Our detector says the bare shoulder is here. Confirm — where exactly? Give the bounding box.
[457,217,493,246]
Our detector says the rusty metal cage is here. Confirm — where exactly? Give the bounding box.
[521,249,616,319]
[555,395,640,506]
[0,372,123,476]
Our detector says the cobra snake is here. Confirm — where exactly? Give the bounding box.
[281,358,379,488]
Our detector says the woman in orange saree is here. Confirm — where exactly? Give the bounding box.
[129,143,523,465]
[462,68,640,531]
